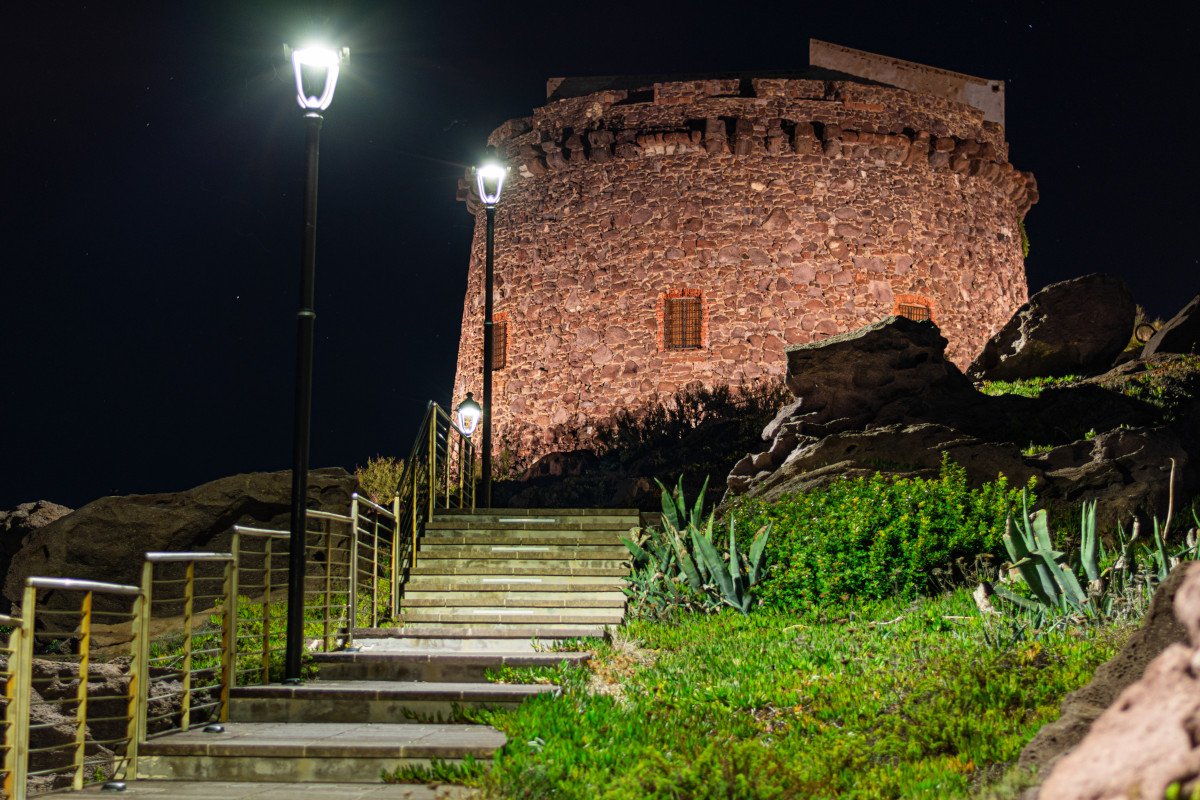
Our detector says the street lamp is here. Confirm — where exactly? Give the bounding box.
[454,392,482,437]
[474,159,507,508]
[284,42,346,685]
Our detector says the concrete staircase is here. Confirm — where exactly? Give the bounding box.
[89,508,636,799]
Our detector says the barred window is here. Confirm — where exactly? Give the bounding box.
[897,303,931,322]
[894,295,934,323]
[491,315,508,371]
[665,296,702,350]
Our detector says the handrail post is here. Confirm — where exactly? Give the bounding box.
[219,554,237,721]
[180,563,194,731]
[72,591,93,790]
[261,539,273,685]
[349,495,360,633]
[427,413,436,522]
[391,494,400,620]
[323,519,333,652]
[13,586,35,800]
[4,624,25,800]
[125,572,147,778]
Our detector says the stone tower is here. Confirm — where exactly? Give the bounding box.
[452,40,1037,461]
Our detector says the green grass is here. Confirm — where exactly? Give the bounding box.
[978,375,1080,398]
[417,590,1129,799]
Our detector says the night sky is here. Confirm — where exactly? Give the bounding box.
[5,2,1197,511]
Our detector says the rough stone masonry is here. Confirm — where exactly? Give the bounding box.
[452,40,1037,462]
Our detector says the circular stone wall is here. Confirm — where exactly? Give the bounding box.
[452,76,1037,460]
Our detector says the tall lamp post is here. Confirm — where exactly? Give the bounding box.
[284,43,346,684]
[474,160,507,508]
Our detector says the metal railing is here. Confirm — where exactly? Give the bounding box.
[9,577,142,796]
[134,553,236,745]
[395,402,476,573]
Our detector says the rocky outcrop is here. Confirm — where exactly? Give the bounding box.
[0,501,73,613]
[1020,563,1192,778]
[725,316,1197,533]
[1034,562,1200,799]
[968,274,1136,381]
[1144,293,1200,358]
[4,469,357,624]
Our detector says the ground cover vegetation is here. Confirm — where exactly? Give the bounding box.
[379,464,1200,798]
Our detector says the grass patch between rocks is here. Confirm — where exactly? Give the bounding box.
[441,590,1129,799]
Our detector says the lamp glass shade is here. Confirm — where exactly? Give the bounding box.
[292,47,342,111]
[454,393,482,437]
[475,163,507,206]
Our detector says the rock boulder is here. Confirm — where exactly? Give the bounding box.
[0,501,73,613]
[1143,293,1200,358]
[1036,561,1200,799]
[968,274,1136,381]
[4,468,357,622]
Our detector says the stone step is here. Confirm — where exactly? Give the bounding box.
[401,606,623,625]
[430,507,639,524]
[416,544,630,560]
[135,721,505,783]
[421,530,629,545]
[310,650,590,682]
[404,574,627,592]
[403,590,625,608]
[408,560,628,576]
[73,779,478,798]
[229,680,558,724]
[355,624,609,646]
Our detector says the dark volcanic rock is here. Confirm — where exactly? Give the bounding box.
[1019,563,1192,779]
[0,501,73,613]
[968,274,1136,381]
[1143,293,1200,357]
[725,315,1195,535]
[4,469,357,622]
[1034,562,1200,799]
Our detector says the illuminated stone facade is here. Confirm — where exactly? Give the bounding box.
[452,48,1037,459]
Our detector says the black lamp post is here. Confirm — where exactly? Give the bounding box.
[284,43,346,684]
[474,161,507,508]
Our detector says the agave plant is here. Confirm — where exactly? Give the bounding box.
[621,476,772,616]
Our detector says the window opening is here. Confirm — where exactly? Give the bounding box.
[665,296,702,350]
[491,314,508,370]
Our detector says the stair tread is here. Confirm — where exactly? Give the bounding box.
[231,680,557,700]
[73,779,477,798]
[311,650,589,664]
[139,721,506,757]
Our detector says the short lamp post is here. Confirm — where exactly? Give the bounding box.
[454,393,482,505]
[284,43,347,685]
[474,160,507,508]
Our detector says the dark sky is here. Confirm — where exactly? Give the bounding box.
[4,1,1197,511]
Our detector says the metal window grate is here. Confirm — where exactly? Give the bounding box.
[897,303,931,322]
[491,318,508,370]
[665,296,702,350]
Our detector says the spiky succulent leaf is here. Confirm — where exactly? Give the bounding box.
[693,526,737,606]
[690,475,710,532]
[1003,515,1056,607]
[747,523,772,586]
[620,535,653,569]
[728,517,745,601]
[1054,563,1093,616]
[989,582,1042,611]
[655,478,680,533]
[1079,501,1100,583]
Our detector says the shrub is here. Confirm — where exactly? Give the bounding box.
[353,455,405,505]
[730,458,1030,609]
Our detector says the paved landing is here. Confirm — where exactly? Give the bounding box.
[75,780,476,798]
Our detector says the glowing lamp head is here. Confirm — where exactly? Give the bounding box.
[291,45,346,111]
[474,161,508,206]
[454,393,483,437]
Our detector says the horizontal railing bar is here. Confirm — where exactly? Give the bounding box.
[145,552,235,563]
[350,493,396,518]
[307,510,351,522]
[0,614,20,626]
[27,577,140,595]
[232,526,291,537]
